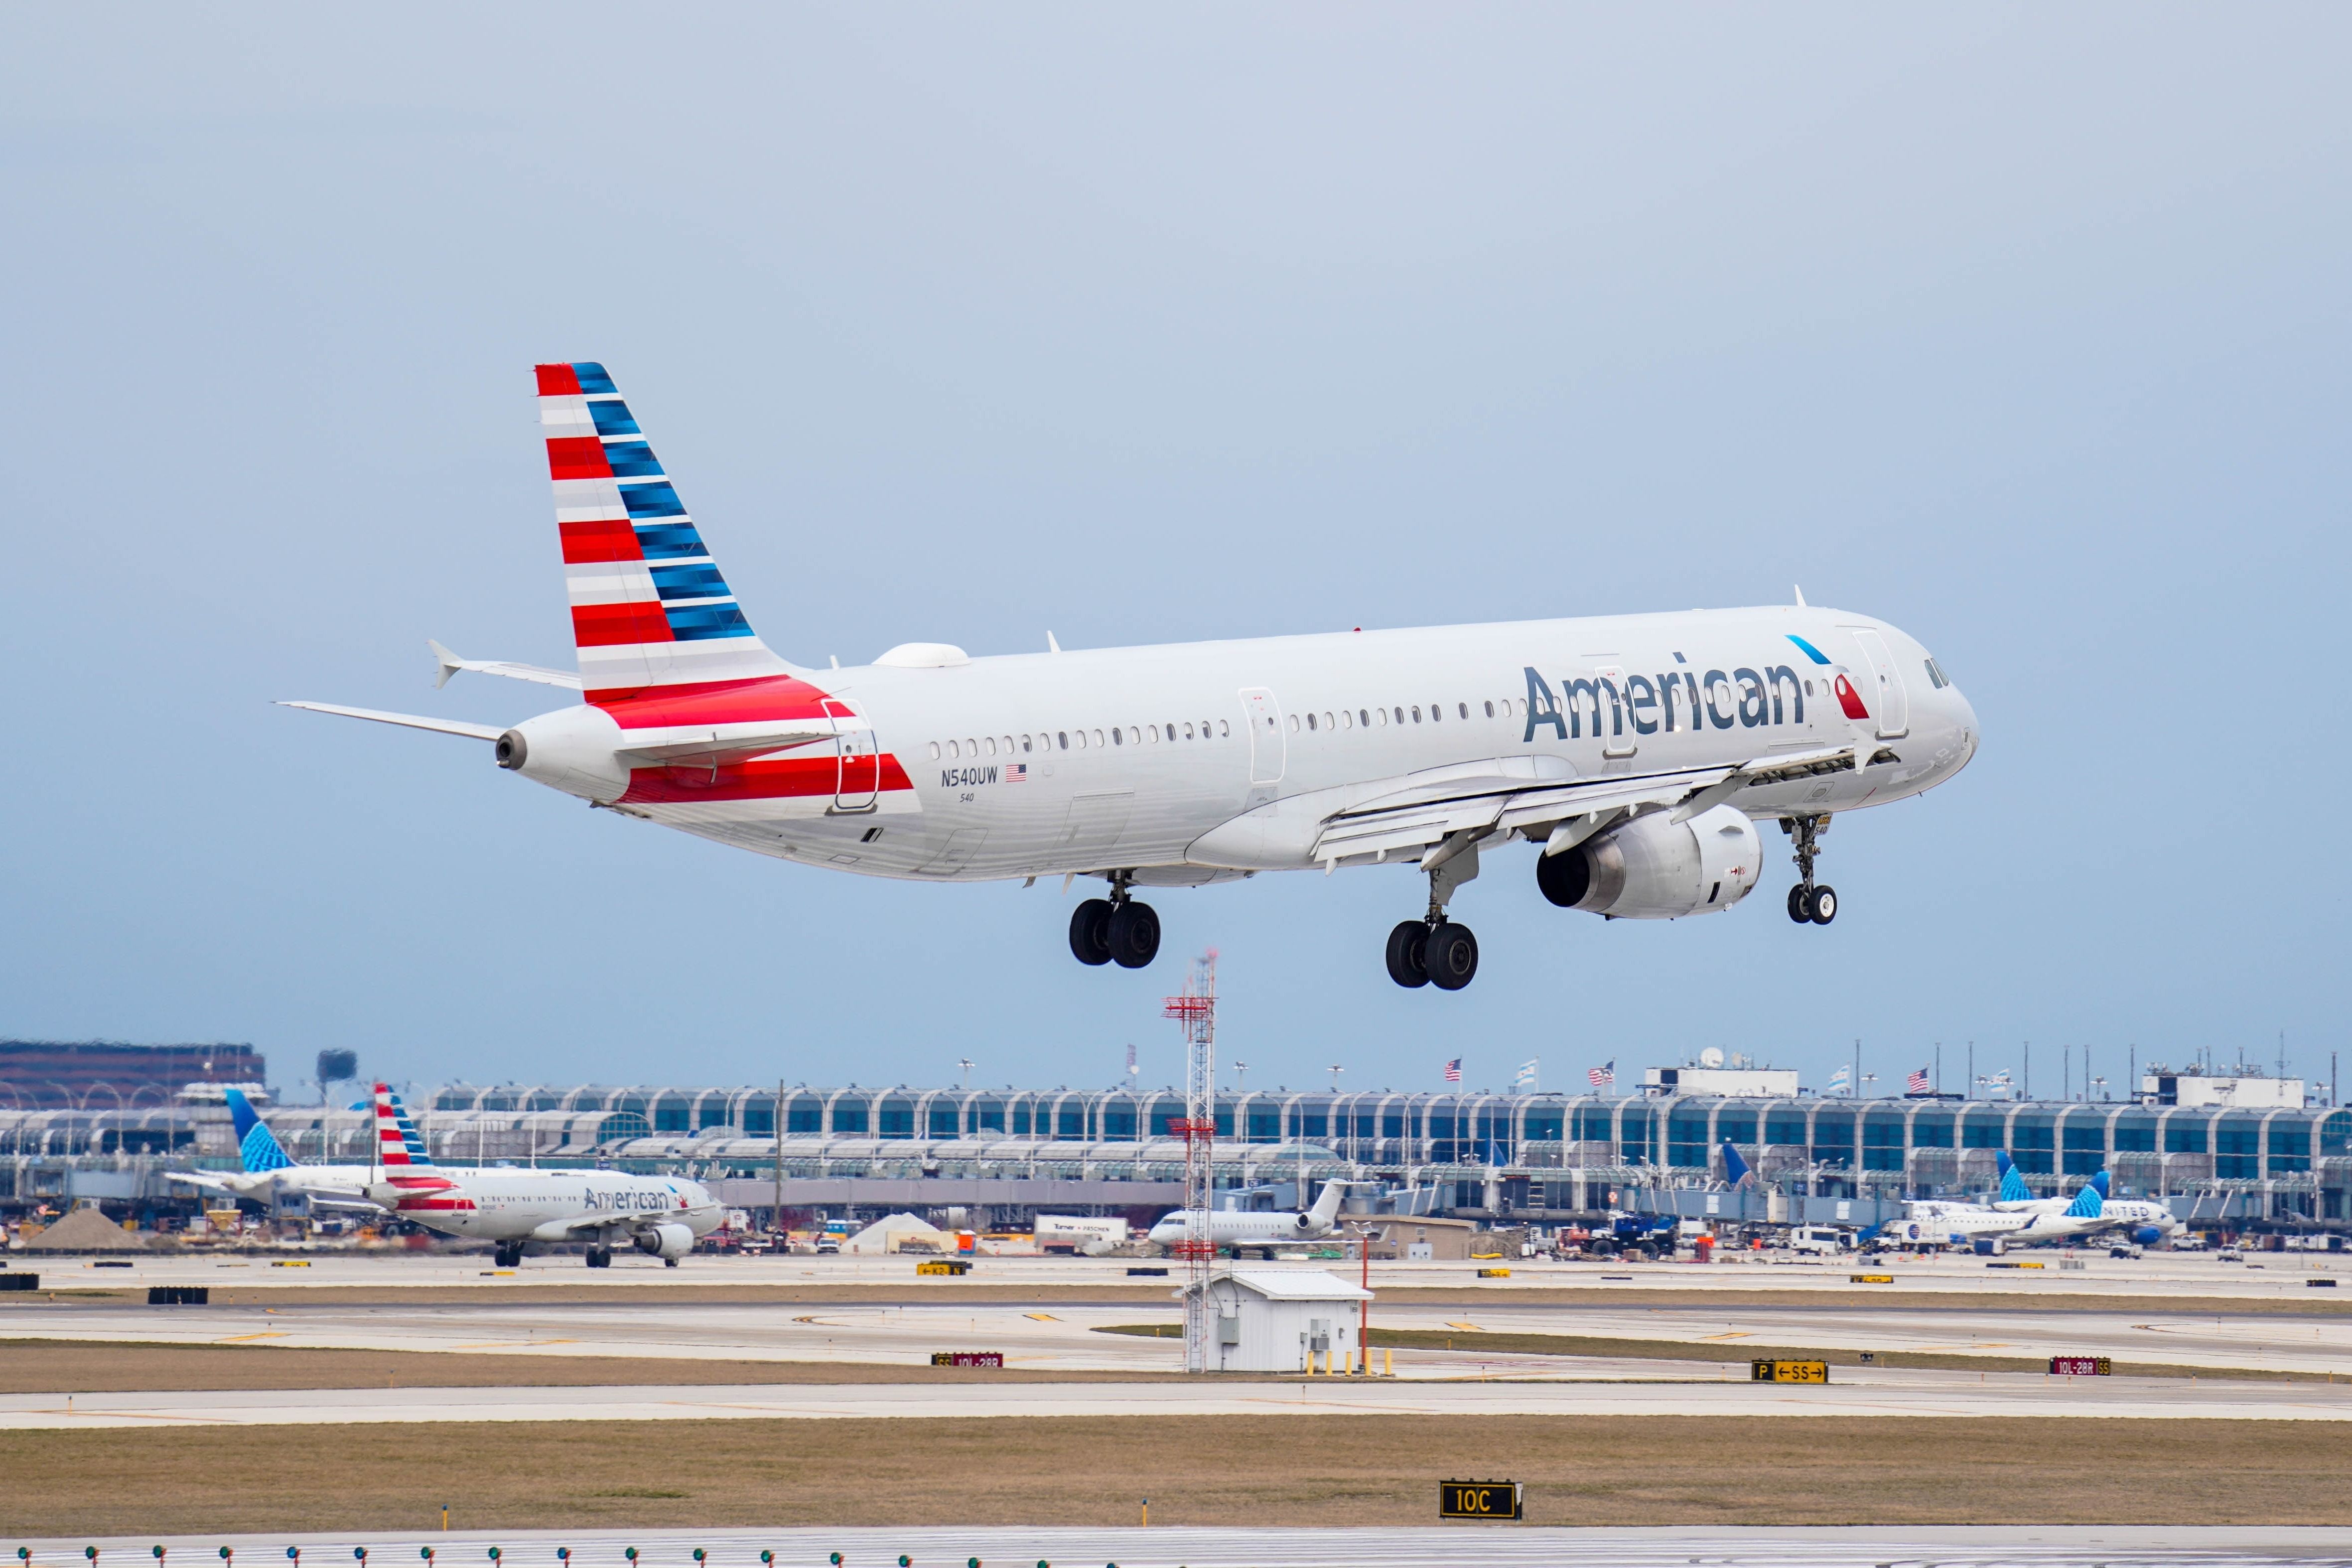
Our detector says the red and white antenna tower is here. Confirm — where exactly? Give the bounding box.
[1161,947,1219,1373]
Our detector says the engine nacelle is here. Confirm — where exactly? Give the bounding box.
[1535,805,1762,919]
[498,703,629,803]
[633,1222,696,1260]
[2133,1227,2165,1247]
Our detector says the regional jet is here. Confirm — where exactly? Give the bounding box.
[1148,1181,1347,1257]
[286,363,1979,988]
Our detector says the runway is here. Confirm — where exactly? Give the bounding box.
[28,1526,2352,1567]
[9,1294,2349,1377]
[7,1364,2352,1427]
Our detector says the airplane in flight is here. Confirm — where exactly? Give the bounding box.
[1148,1181,1347,1257]
[286,363,1979,989]
[359,1086,723,1268]
[168,1086,430,1211]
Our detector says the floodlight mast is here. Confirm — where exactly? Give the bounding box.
[1162,948,1219,1374]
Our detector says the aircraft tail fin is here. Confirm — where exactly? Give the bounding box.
[370,1083,418,1168]
[1997,1153,2035,1204]
[386,1091,435,1167]
[2092,1170,2111,1197]
[2065,1180,2104,1220]
[1308,1181,1346,1226]
[535,361,794,701]
[1720,1140,1751,1187]
[227,1089,294,1174]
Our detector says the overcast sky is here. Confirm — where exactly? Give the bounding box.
[3,7,2347,1104]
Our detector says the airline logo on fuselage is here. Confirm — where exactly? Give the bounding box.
[582,1186,681,1212]
[1521,646,1853,745]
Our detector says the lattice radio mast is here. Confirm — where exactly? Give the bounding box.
[1161,948,1219,1373]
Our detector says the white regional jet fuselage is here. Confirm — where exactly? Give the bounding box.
[289,361,1980,987]
[1149,1183,1346,1253]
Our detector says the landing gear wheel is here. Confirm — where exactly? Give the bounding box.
[1424,921,1479,990]
[1068,898,1114,966]
[1808,885,1838,925]
[1106,900,1161,969]
[1384,920,1430,988]
[664,1256,680,1268]
[493,1243,520,1268]
[1788,884,1811,923]
[584,1247,605,1269]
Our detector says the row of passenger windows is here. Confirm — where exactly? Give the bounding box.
[1290,698,1530,733]
[924,699,1542,761]
[929,720,1234,762]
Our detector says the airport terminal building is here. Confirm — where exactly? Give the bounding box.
[5,1072,2347,1232]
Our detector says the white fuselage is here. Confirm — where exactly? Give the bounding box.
[373,1168,723,1246]
[508,605,1976,890]
[1900,1201,2104,1246]
[1148,1208,1338,1249]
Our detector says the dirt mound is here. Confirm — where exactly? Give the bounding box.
[21,1207,148,1252]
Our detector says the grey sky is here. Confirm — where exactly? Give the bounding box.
[2,8,2346,1101]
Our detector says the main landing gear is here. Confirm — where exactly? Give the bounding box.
[492,1242,524,1269]
[1070,873,1162,969]
[1386,833,1481,991]
[583,1244,614,1269]
[1782,814,1837,925]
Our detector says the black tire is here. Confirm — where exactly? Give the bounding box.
[1384,920,1430,988]
[1107,900,1161,969]
[1788,884,1811,922]
[1535,846,1591,908]
[1809,885,1838,925]
[1068,898,1114,965]
[1425,922,1479,990]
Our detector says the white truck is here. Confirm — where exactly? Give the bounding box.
[1785,1226,1857,1256]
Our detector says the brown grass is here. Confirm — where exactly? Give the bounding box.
[6,1417,2351,1535]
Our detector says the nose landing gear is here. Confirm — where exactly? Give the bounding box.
[1386,833,1482,990]
[1069,874,1162,969]
[1782,814,1837,924]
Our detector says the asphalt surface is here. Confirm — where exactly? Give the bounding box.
[24,1526,2352,1567]
[8,1365,2352,1427]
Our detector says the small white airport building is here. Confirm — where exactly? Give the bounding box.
[1182,1268,1373,1373]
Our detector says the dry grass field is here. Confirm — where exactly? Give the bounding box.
[5,1416,2349,1535]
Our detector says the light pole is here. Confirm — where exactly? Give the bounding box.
[957,1059,974,1091]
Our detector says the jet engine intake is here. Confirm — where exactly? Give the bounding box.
[634,1222,696,1260]
[1534,804,1762,919]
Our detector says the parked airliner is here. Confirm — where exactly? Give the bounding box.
[1148,1182,1346,1256]
[168,1087,429,1211]
[286,363,1979,987]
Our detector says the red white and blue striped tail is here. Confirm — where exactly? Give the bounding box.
[372,1082,416,1167]
[536,362,795,702]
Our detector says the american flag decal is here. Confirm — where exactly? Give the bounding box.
[1006,763,1027,782]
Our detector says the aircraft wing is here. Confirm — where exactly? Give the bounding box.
[1308,745,1860,866]
[165,1171,252,1200]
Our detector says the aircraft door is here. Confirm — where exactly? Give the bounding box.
[1239,688,1286,785]
[1846,630,1909,739]
[827,700,879,811]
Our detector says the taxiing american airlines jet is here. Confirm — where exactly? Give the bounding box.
[287,363,1979,988]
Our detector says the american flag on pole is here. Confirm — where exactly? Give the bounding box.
[1588,1061,1615,1089]
[1907,1066,1931,1096]
[1442,1058,1462,1083]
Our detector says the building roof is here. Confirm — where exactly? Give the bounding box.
[1199,1268,1372,1302]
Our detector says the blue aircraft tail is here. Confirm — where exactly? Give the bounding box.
[227,1089,294,1173]
[1720,1140,1751,1186]
[2065,1179,2104,1220]
[1996,1152,2034,1204]
[2092,1170,2111,1198]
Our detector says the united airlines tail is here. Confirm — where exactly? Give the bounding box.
[1996,1151,2034,1203]
[2065,1180,2104,1220]
[535,361,794,700]
[227,1089,293,1174]
[1720,1140,1752,1187]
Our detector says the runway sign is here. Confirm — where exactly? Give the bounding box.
[1477,1268,1512,1278]
[916,1260,972,1276]
[2049,1356,2112,1376]
[1439,1480,1522,1520]
[1751,1358,1829,1384]
[1849,1273,1894,1283]
[931,1352,1004,1368]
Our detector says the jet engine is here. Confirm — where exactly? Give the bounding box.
[633,1222,696,1261]
[2132,1227,2166,1247]
[1534,804,1762,920]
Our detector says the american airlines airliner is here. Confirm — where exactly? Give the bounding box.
[288,363,1979,990]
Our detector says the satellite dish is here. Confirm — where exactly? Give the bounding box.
[1699,1048,1725,1069]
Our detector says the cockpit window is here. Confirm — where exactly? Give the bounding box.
[1924,657,1951,690]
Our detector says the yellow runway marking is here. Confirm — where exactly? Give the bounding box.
[1445,1321,1483,1332]
[1023,1313,1060,1322]
[212,1332,291,1343]
[1699,1332,1753,1341]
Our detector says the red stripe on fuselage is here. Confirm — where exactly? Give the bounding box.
[572,602,677,647]
[535,364,583,397]
[546,435,612,480]
[620,753,915,805]
[397,1198,477,1212]
[588,673,835,724]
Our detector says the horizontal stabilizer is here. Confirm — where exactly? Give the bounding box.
[430,640,583,692]
[612,727,832,769]
[278,702,505,741]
